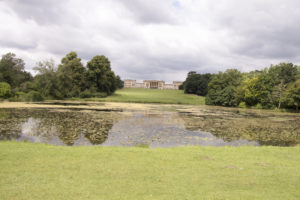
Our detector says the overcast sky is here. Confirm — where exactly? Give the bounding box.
[1,0,300,82]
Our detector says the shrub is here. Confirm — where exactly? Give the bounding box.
[8,92,26,102]
[178,84,184,90]
[0,82,12,98]
[93,92,108,98]
[255,104,263,109]
[26,91,44,102]
[79,90,107,98]
[238,102,247,108]
[79,90,92,98]
[10,91,44,102]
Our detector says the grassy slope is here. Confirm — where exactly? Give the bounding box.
[1,141,299,200]
[84,88,205,105]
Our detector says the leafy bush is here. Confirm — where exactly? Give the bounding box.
[0,82,11,98]
[19,81,37,93]
[178,84,184,90]
[9,92,26,101]
[9,91,43,102]
[116,75,124,89]
[255,104,263,109]
[93,92,108,98]
[79,90,107,98]
[26,91,44,102]
[238,102,247,108]
[79,90,92,98]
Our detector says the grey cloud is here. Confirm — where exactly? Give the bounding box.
[229,25,300,59]
[1,0,300,82]
[119,0,176,24]
[3,0,73,25]
[0,39,37,50]
[111,49,213,81]
[208,0,300,60]
[232,37,300,59]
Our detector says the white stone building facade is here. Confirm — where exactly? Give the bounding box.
[124,80,183,90]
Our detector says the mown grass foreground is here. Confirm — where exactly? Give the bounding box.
[1,142,299,200]
[87,88,205,105]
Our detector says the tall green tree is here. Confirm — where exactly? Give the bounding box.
[86,55,117,95]
[252,63,298,108]
[0,53,32,89]
[116,75,124,89]
[283,79,300,110]
[206,69,242,107]
[183,72,211,96]
[269,63,298,84]
[57,52,86,98]
[272,80,287,109]
[33,59,62,99]
[241,70,274,108]
[235,77,260,106]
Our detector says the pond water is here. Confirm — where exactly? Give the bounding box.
[0,107,299,147]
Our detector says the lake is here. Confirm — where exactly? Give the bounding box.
[0,102,299,147]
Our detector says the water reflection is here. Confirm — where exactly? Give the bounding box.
[0,108,117,146]
[0,108,299,147]
[102,113,259,147]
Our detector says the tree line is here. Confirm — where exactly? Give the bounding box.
[181,63,300,110]
[0,52,123,101]
[1,51,299,110]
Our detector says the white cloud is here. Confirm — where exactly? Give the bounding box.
[1,0,300,82]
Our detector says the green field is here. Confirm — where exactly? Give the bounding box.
[86,88,205,105]
[1,141,299,200]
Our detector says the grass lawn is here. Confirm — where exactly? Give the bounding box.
[0,141,299,200]
[82,88,205,105]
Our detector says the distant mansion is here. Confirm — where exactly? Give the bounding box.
[124,80,183,90]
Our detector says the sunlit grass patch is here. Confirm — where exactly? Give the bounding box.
[81,88,205,105]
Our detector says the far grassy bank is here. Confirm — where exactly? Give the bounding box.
[0,141,299,200]
[73,88,205,105]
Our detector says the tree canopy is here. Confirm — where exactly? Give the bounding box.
[0,53,32,89]
[233,63,299,109]
[86,55,117,95]
[57,52,86,98]
[205,69,243,107]
[183,71,211,96]
[180,63,299,110]
[0,52,121,101]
